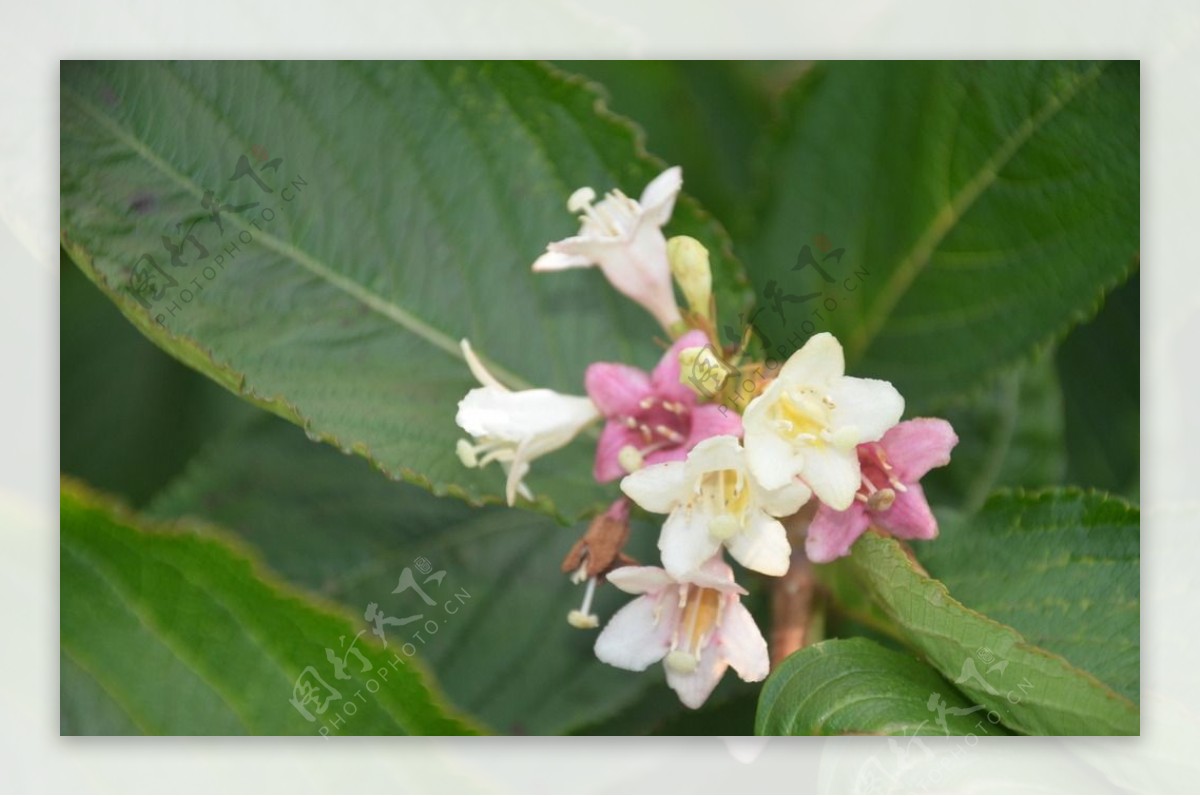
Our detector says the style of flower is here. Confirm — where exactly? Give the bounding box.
[594,556,768,709]
[532,166,685,333]
[743,332,904,511]
[806,418,958,563]
[620,435,809,577]
[455,339,600,506]
[586,330,742,483]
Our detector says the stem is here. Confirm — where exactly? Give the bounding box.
[770,508,822,668]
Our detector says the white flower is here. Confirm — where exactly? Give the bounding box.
[620,435,809,577]
[455,340,600,506]
[594,557,768,709]
[532,167,684,333]
[743,332,904,511]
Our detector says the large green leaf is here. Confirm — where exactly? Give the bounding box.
[840,499,1138,734]
[145,415,673,735]
[557,61,793,243]
[756,638,1009,736]
[918,489,1139,703]
[60,251,257,505]
[921,349,1066,512]
[1056,275,1140,496]
[747,60,1138,410]
[60,479,478,735]
[60,61,750,522]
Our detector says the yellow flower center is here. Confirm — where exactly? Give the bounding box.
[666,584,723,673]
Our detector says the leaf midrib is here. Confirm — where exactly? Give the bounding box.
[846,61,1109,362]
[61,85,534,391]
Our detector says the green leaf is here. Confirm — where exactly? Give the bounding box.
[557,61,789,242]
[60,250,257,505]
[918,489,1139,704]
[922,349,1066,513]
[747,61,1138,410]
[1056,275,1140,496]
[145,415,671,735]
[756,638,1009,736]
[841,496,1138,734]
[60,61,750,522]
[60,479,479,735]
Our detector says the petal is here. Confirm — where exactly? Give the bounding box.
[881,418,959,483]
[683,405,744,451]
[876,484,939,540]
[717,601,770,683]
[504,456,530,507]
[800,444,862,511]
[620,460,688,513]
[779,332,844,388]
[594,422,642,483]
[805,501,870,563]
[756,476,812,518]
[827,376,905,444]
[594,594,673,672]
[680,434,742,478]
[726,511,791,576]
[637,165,682,227]
[459,339,507,391]
[651,330,710,404]
[691,554,746,594]
[606,565,675,595]
[665,636,727,709]
[585,362,651,417]
[531,248,593,272]
[659,508,722,578]
[744,423,800,492]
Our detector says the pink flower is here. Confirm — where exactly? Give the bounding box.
[585,330,742,482]
[594,556,768,709]
[806,418,958,563]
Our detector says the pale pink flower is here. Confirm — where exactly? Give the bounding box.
[532,167,684,332]
[806,418,959,563]
[594,557,768,709]
[586,330,742,483]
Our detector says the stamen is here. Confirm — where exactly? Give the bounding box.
[654,425,685,443]
[567,577,599,629]
[567,186,596,213]
[639,396,657,410]
[623,416,639,429]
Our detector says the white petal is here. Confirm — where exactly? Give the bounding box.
[460,339,507,391]
[726,512,792,577]
[744,423,800,492]
[606,565,675,595]
[779,331,844,388]
[681,434,743,481]
[665,634,727,709]
[756,476,812,518]
[828,376,905,444]
[532,248,593,271]
[690,555,747,594]
[717,601,770,683]
[620,460,688,514]
[659,508,722,579]
[800,445,862,511]
[638,165,682,227]
[594,595,673,672]
[504,456,530,507]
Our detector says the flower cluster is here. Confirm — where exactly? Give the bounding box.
[453,167,958,709]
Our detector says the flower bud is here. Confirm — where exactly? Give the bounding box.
[667,236,713,320]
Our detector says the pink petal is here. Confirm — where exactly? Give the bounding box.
[585,362,651,417]
[805,501,870,563]
[880,418,958,483]
[594,421,642,482]
[717,600,769,683]
[643,443,690,469]
[594,594,675,671]
[876,483,939,540]
[683,404,743,449]
[650,330,710,405]
[665,634,728,709]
